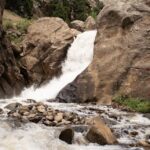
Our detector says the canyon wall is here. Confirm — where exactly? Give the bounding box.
[57,0,150,104]
[0,0,25,98]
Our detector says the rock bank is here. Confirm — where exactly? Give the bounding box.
[7,102,86,126]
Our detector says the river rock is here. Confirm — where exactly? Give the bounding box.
[18,105,30,115]
[37,105,46,113]
[55,112,63,122]
[57,0,150,104]
[5,102,22,111]
[0,108,3,114]
[46,115,54,121]
[7,103,86,126]
[59,127,74,144]
[138,140,150,148]
[86,117,117,145]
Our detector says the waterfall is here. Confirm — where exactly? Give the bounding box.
[15,30,97,101]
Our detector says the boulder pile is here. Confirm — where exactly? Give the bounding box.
[6,102,86,126]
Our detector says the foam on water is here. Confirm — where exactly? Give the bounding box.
[0,122,139,150]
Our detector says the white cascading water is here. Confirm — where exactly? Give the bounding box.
[13,30,97,101]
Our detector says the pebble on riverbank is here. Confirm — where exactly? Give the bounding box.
[6,102,86,127]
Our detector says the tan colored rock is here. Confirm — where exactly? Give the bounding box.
[19,105,30,115]
[54,112,64,122]
[138,140,150,148]
[37,105,46,113]
[70,20,85,32]
[46,115,54,121]
[20,17,78,85]
[86,117,117,145]
[85,16,96,30]
[57,0,150,104]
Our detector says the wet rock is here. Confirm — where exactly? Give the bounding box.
[130,131,139,137]
[25,99,37,103]
[138,140,150,148]
[59,127,74,144]
[11,112,21,118]
[146,134,150,144]
[86,117,118,145]
[55,113,63,122]
[70,20,85,32]
[61,119,71,125]
[18,105,30,115]
[0,108,3,114]
[5,103,22,111]
[46,115,54,121]
[73,125,88,133]
[28,113,42,123]
[143,114,150,120]
[37,105,46,113]
[7,103,86,126]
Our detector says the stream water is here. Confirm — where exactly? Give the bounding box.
[0,31,149,150]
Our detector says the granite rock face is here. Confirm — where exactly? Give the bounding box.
[0,0,25,98]
[20,17,77,85]
[57,0,150,104]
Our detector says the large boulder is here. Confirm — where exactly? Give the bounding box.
[57,0,150,104]
[70,20,85,32]
[59,127,74,144]
[20,17,77,84]
[85,16,96,30]
[0,0,25,98]
[86,117,117,145]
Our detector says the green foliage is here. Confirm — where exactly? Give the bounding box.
[90,10,98,20]
[3,19,14,30]
[5,0,103,21]
[16,19,31,34]
[3,19,31,45]
[113,95,150,113]
[46,0,91,22]
[6,0,33,18]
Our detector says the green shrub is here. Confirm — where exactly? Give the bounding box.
[45,0,102,22]
[16,19,31,34]
[113,95,150,113]
[3,19,14,30]
[6,0,33,18]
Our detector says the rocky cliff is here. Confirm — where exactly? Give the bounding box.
[0,1,78,98]
[57,0,150,104]
[20,17,78,85]
[0,0,25,98]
